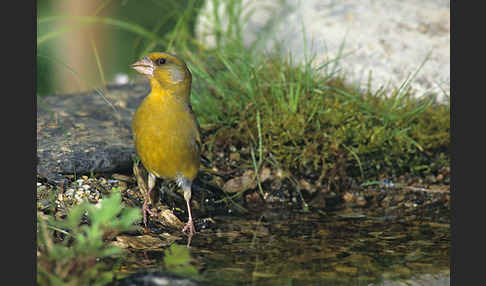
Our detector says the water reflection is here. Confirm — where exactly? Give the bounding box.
[120,203,450,285]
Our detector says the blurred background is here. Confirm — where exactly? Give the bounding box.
[37,0,205,96]
[37,0,450,101]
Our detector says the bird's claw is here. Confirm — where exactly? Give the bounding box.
[182,219,196,236]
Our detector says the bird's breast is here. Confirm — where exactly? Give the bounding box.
[132,93,200,181]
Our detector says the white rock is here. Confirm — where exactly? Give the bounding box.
[196,0,450,103]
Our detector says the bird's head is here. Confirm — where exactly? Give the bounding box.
[131,52,192,94]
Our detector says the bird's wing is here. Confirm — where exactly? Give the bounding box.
[186,102,202,153]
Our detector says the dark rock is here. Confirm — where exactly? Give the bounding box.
[37,82,150,183]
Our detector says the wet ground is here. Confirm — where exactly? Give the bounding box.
[37,167,450,285]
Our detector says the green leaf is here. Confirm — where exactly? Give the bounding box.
[164,244,191,266]
[61,202,88,230]
[90,193,122,225]
[118,207,142,229]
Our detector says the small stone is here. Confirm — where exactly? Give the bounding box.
[380,196,391,208]
[119,181,128,192]
[229,152,240,161]
[356,195,367,206]
[259,167,272,183]
[404,201,416,208]
[299,178,316,193]
[223,170,256,193]
[245,191,260,202]
[343,192,355,202]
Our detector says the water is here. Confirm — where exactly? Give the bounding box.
[119,201,450,285]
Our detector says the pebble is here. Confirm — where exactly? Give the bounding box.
[436,174,444,182]
[356,196,367,206]
[404,201,418,208]
[65,188,75,197]
[343,192,355,202]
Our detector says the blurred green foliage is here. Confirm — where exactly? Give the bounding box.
[164,243,200,278]
[37,0,205,96]
[37,192,141,285]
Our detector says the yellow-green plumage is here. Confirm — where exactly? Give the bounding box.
[132,87,200,181]
[131,52,200,235]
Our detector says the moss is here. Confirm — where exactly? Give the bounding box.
[190,52,450,185]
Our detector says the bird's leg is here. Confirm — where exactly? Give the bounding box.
[182,184,196,236]
[142,173,157,227]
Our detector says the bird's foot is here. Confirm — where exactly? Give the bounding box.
[182,219,196,236]
[142,202,157,228]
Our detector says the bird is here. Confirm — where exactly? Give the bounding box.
[130,52,201,236]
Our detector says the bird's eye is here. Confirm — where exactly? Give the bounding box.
[156,58,166,65]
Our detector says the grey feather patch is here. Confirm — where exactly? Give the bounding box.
[168,66,185,82]
[176,173,191,189]
[176,173,193,201]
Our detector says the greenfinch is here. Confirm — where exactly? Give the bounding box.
[131,52,200,236]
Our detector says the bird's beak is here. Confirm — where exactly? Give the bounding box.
[130,57,154,77]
